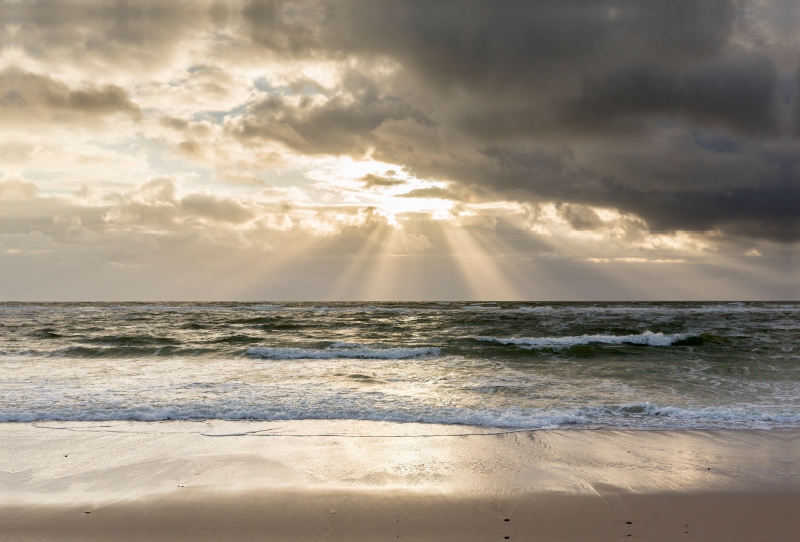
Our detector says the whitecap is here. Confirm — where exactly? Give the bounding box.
[475,330,686,348]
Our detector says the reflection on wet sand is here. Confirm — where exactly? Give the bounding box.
[3,421,799,541]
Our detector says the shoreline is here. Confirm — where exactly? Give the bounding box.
[3,421,799,540]
[8,416,800,431]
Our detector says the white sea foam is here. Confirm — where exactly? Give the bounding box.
[515,305,554,312]
[4,402,798,429]
[584,402,800,428]
[476,331,686,348]
[460,304,502,311]
[247,345,441,360]
[4,302,798,431]
[0,406,590,427]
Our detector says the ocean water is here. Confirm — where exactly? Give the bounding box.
[2,302,798,430]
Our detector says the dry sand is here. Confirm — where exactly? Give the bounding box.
[2,421,799,541]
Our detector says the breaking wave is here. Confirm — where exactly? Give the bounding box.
[475,331,688,348]
[5,402,798,429]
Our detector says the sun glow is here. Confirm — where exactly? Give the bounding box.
[305,157,461,221]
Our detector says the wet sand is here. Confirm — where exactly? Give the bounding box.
[2,421,799,541]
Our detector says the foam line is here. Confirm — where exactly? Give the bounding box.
[476,331,686,348]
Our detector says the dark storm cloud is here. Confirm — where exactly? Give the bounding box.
[603,163,800,242]
[382,141,800,241]
[565,54,781,136]
[241,0,736,89]
[795,70,800,135]
[230,0,799,240]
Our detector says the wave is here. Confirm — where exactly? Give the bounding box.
[460,304,502,311]
[584,402,800,427]
[5,402,798,429]
[475,331,688,348]
[0,345,215,359]
[515,305,554,313]
[1,343,442,360]
[247,344,441,360]
[0,406,588,426]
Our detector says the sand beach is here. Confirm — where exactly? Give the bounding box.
[2,421,798,541]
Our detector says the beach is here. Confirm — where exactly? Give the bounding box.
[6,0,799,535]
[3,421,799,541]
[3,303,798,540]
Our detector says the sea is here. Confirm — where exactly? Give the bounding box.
[2,302,798,430]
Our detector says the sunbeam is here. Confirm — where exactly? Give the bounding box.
[440,222,519,300]
[359,230,406,301]
[327,222,393,300]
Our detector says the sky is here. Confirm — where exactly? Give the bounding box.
[0,0,798,301]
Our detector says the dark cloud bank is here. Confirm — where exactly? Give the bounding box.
[6,0,800,242]
[238,0,800,242]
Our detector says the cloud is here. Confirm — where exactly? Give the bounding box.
[0,178,38,200]
[586,257,686,264]
[104,0,780,241]
[227,70,419,155]
[397,186,463,200]
[103,177,183,229]
[1,1,215,76]
[100,177,435,238]
[398,232,433,252]
[181,193,256,224]
[185,0,797,241]
[0,70,141,122]
[103,177,262,228]
[0,231,55,253]
[361,173,405,188]
[0,0,797,300]
[564,54,781,136]
[558,204,605,231]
